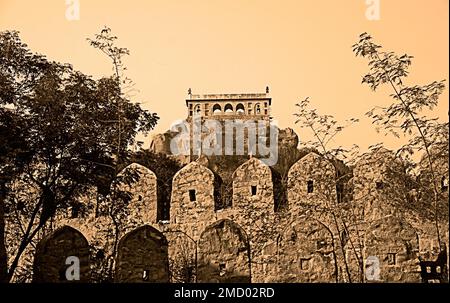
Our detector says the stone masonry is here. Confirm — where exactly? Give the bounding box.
[21,146,448,283]
[10,91,447,283]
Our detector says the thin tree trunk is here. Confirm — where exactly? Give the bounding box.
[108,214,120,280]
[375,52,443,251]
[0,181,8,283]
[6,196,44,282]
[7,221,43,282]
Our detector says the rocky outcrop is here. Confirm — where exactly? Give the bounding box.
[149,131,176,155]
[278,127,299,149]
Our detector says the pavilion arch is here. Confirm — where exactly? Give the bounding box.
[213,103,222,114]
[115,225,169,282]
[254,103,261,114]
[236,103,245,114]
[33,226,90,283]
[224,103,234,113]
[197,219,251,283]
[276,217,337,282]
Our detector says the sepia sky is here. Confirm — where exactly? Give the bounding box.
[0,0,448,153]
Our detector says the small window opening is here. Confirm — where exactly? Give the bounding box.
[290,232,297,242]
[317,239,327,249]
[251,185,257,196]
[300,259,310,270]
[71,203,80,218]
[307,180,314,193]
[143,269,150,281]
[219,263,226,277]
[189,189,196,202]
[387,253,396,265]
[441,176,448,192]
[376,181,384,190]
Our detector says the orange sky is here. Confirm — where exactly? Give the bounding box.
[0,0,448,153]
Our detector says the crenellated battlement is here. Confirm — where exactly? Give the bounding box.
[22,147,448,283]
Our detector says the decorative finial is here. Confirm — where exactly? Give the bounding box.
[266,86,269,94]
[188,88,192,96]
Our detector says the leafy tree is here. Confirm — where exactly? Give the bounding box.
[352,32,448,252]
[0,31,54,282]
[0,109,31,282]
[0,30,158,282]
[294,97,362,282]
[83,28,168,280]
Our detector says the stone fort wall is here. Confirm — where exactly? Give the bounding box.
[20,148,449,283]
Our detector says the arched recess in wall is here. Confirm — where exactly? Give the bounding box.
[236,103,245,114]
[115,225,169,282]
[194,104,201,115]
[33,226,91,282]
[213,104,222,114]
[224,103,233,113]
[197,219,251,283]
[276,217,337,283]
[364,216,420,282]
[164,231,197,283]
